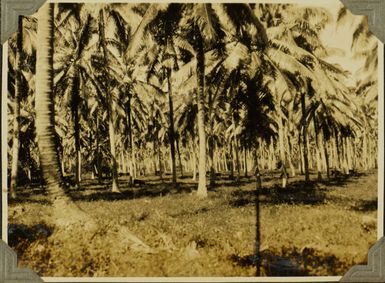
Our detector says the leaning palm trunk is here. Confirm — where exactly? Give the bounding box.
[196,32,207,198]
[10,17,23,199]
[36,3,95,228]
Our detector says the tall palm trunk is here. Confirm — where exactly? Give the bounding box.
[108,112,120,192]
[191,141,197,181]
[322,131,330,179]
[88,130,96,180]
[232,115,241,184]
[342,137,349,174]
[36,3,93,227]
[268,137,275,171]
[196,30,207,198]
[229,143,234,178]
[10,17,23,199]
[158,141,164,182]
[301,92,310,182]
[207,143,214,186]
[277,115,287,188]
[208,88,216,187]
[347,137,353,171]
[253,141,262,275]
[208,137,216,187]
[99,9,120,193]
[95,114,103,182]
[72,70,82,188]
[176,138,184,177]
[332,131,340,170]
[284,124,296,177]
[244,148,248,177]
[298,131,304,174]
[167,69,177,186]
[127,97,135,185]
[313,114,322,180]
[153,140,158,175]
[36,3,67,195]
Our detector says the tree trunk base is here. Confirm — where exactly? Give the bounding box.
[9,190,17,200]
[282,177,287,189]
[196,187,208,198]
[52,197,98,232]
[112,186,121,193]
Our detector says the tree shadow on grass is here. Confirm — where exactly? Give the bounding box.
[8,223,53,257]
[9,198,50,205]
[229,248,355,276]
[9,185,50,205]
[319,171,367,187]
[68,179,198,202]
[13,171,368,205]
[228,172,369,208]
[351,199,378,212]
[229,180,326,207]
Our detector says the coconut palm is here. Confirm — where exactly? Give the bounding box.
[8,16,37,198]
[144,5,185,186]
[54,6,97,188]
[255,4,359,184]
[35,3,96,228]
[175,3,269,196]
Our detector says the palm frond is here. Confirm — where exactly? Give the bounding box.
[125,3,169,60]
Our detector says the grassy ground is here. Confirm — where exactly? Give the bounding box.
[8,170,378,277]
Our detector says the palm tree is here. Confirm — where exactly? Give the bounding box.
[145,13,181,185]
[35,3,95,228]
[9,18,24,199]
[92,4,169,189]
[257,4,351,184]
[95,7,124,193]
[54,6,96,188]
[9,16,37,198]
[179,3,269,197]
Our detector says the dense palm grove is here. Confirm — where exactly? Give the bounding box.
[7,3,378,225]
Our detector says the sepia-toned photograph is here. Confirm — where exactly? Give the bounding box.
[4,0,380,278]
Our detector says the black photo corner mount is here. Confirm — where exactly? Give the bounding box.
[0,0,384,282]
